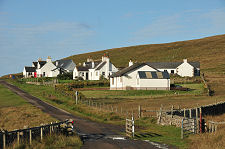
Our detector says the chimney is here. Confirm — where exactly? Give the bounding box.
[129,60,133,67]
[47,56,52,63]
[92,61,95,68]
[183,59,188,63]
[38,58,42,61]
[56,60,59,66]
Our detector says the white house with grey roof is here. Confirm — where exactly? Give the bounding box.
[147,59,200,77]
[73,55,118,80]
[110,62,170,90]
[53,59,76,74]
[23,57,76,78]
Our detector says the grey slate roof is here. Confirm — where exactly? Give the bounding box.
[147,61,200,69]
[76,66,89,71]
[138,71,170,79]
[110,63,158,78]
[38,61,46,68]
[55,59,76,72]
[25,67,36,72]
[83,61,101,69]
[32,62,38,68]
[96,61,106,70]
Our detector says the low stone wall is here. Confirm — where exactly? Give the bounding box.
[158,113,183,127]
[158,101,225,128]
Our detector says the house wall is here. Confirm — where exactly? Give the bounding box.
[138,79,170,90]
[110,65,157,90]
[37,61,59,77]
[177,62,194,77]
[123,65,156,88]
[23,68,35,78]
[73,68,88,80]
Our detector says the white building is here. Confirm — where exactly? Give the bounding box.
[23,67,36,78]
[147,59,200,77]
[36,57,60,77]
[73,55,118,80]
[110,62,170,90]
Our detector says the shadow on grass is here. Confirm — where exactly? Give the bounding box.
[135,132,162,138]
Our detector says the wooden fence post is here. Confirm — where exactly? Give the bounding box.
[184,108,186,117]
[40,126,43,141]
[29,129,32,145]
[200,107,202,133]
[17,131,20,144]
[196,107,199,133]
[138,105,142,118]
[181,119,184,139]
[189,109,192,118]
[3,131,6,149]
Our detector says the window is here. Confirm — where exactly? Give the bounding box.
[171,70,174,74]
[43,72,45,76]
[194,69,197,73]
[102,72,105,76]
[82,72,84,76]
[96,72,98,76]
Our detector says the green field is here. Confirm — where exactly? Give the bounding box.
[0,84,28,107]
[81,83,205,99]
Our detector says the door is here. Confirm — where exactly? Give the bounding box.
[86,72,89,80]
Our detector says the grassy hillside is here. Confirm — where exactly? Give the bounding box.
[66,34,225,73]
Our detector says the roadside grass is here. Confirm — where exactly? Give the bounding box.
[135,117,187,149]
[81,83,205,99]
[0,84,56,130]
[0,84,28,107]
[0,83,82,148]
[188,127,225,149]
[8,134,82,149]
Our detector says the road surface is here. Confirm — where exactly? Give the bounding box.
[0,80,175,149]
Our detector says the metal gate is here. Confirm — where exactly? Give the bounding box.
[181,118,197,139]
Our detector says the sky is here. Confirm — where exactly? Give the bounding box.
[0,0,225,76]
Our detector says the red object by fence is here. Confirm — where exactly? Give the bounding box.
[34,72,37,78]
[200,111,202,133]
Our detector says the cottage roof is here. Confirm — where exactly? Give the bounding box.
[96,61,106,70]
[84,60,101,69]
[24,67,36,72]
[76,66,89,71]
[146,61,200,69]
[55,59,76,71]
[138,71,170,79]
[110,63,157,78]
[32,62,38,68]
[38,61,46,68]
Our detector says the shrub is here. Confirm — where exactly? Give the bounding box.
[57,72,73,80]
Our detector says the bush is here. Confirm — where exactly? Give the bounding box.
[57,72,73,80]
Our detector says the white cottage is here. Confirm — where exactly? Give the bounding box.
[23,67,36,78]
[36,57,60,77]
[147,59,200,77]
[110,62,170,90]
[73,55,118,80]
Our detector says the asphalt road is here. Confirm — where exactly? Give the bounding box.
[0,80,174,149]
